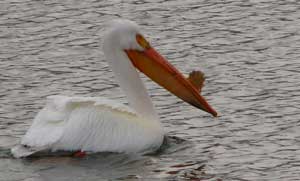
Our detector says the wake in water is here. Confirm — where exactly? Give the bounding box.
[3,136,219,180]
[5,135,188,159]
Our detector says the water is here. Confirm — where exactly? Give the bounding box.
[1,0,300,180]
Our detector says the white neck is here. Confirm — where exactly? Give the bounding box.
[103,48,159,121]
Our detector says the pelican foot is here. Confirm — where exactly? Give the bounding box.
[73,151,86,158]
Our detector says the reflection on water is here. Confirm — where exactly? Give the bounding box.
[1,0,300,180]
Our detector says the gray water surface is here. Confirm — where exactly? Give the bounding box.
[1,0,300,180]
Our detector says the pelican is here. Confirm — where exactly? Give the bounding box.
[11,20,217,158]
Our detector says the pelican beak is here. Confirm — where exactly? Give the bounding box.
[125,35,217,117]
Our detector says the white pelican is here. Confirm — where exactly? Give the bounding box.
[11,19,217,158]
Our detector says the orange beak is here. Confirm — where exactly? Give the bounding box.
[125,47,217,117]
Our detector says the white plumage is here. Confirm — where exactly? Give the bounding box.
[15,95,163,156]
[12,95,164,157]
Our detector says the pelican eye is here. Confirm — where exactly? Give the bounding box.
[136,34,151,49]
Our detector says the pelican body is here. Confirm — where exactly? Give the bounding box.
[12,20,217,158]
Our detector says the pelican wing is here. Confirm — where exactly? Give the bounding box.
[12,95,162,157]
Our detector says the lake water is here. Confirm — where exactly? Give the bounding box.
[0,0,300,180]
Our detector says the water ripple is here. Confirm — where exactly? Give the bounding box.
[1,0,300,180]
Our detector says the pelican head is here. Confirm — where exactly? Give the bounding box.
[103,19,217,117]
